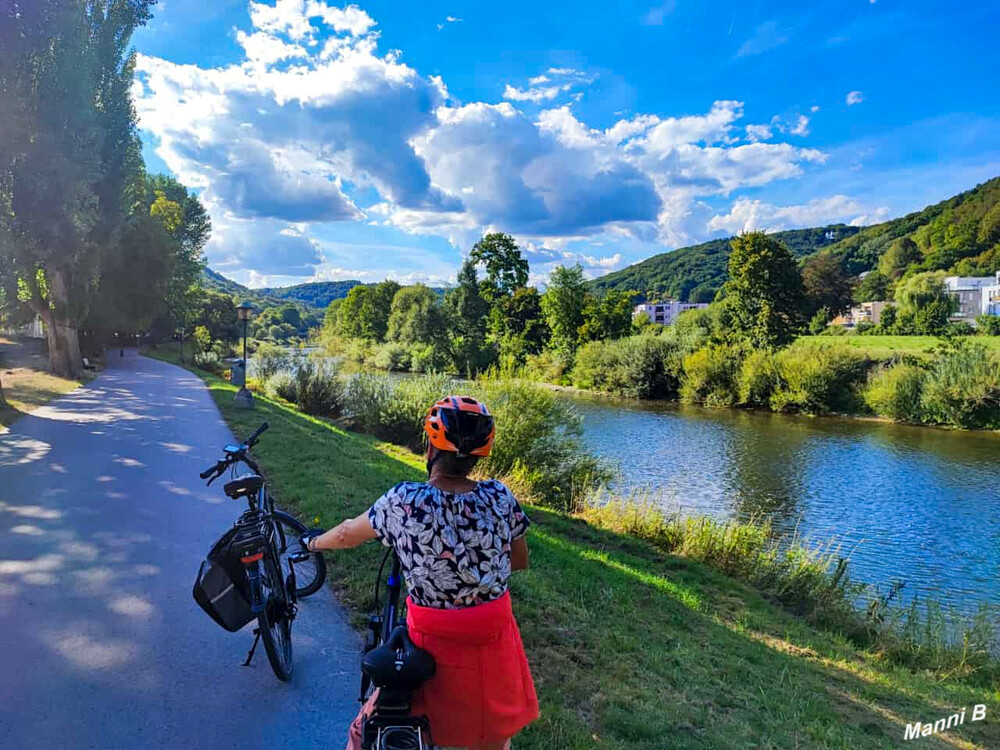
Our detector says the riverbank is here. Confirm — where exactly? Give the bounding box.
[144,346,997,749]
[0,336,91,428]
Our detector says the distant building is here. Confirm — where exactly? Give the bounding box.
[833,301,891,328]
[943,274,1000,323]
[633,300,710,326]
[980,272,1000,318]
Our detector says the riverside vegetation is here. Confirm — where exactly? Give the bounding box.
[148,343,998,749]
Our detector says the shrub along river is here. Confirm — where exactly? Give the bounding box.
[567,393,1000,616]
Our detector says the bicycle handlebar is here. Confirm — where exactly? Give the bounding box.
[246,421,269,446]
[199,422,268,484]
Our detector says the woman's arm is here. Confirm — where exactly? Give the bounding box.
[309,511,378,551]
[511,536,529,571]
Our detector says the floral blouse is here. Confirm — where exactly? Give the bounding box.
[367,479,531,609]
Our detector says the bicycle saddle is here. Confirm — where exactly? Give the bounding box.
[362,625,436,691]
[224,473,263,499]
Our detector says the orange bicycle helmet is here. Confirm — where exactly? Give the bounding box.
[424,396,495,458]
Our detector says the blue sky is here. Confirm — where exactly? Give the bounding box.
[131,0,1000,288]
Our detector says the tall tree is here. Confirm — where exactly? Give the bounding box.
[877,236,921,279]
[494,287,548,367]
[541,265,587,355]
[893,271,956,334]
[579,289,637,342]
[446,259,492,375]
[802,254,853,316]
[0,0,155,376]
[470,232,529,302]
[386,285,448,347]
[722,232,806,349]
[853,270,890,303]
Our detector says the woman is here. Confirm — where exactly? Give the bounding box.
[305,396,539,750]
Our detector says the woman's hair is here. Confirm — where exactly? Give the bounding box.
[432,450,480,477]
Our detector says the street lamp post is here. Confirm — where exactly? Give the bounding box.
[234,300,256,408]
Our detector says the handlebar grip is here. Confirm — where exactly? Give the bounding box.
[199,466,216,479]
[247,421,269,444]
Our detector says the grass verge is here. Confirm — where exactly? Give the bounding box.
[145,345,999,749]
[0,337,88,428]
[795,335,1000,360]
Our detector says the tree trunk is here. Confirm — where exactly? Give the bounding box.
[0,373,6,407]
[37,269,84,380]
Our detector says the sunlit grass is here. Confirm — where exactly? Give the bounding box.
[145,345,1000,749]
[0,340,87,427]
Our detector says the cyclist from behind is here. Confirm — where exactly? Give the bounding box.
[305,396,539,750]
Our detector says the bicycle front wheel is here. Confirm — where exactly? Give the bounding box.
[258,555,293,681]
[273,510,327,597]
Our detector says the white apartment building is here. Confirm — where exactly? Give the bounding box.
[944,273,1000,323]
[833,301,891,328]
[633,300,710,326]
[980,272,1000,317]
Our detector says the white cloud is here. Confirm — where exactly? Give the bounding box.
[503,83,572,103]
[135,2,835,275]
[708,195,890,234]
[642,1,676,26]
[745,123,773,142]
[737,20,790,57]
[846,90,864,106]
[810,105,820,113]
[789,114,810,136]
[446,15,462,23]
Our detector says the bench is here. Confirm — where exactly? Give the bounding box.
[82,357,97,372]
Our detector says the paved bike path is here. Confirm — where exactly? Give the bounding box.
[0,350,361,748]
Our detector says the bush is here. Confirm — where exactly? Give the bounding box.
[343,372,451,447]
[370,342,411,371]
[976,314,1000,335]
[194,351,224,374]
[294,359,343,416]
[737,349,781,407]
[771,346,869,414]
[680,345,741,407]
[921,342,1000,428]
[192,325,212,353]
[862,362,926,422]
[522,350,571,385]
[264,370,298,403]
[408,342,449,373]
[570,333,683,399]
[254,342,290,382]
[467,375,610,511]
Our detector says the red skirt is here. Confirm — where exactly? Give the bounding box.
[406,591,539,748]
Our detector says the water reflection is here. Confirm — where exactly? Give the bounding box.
[569,395,1000,614]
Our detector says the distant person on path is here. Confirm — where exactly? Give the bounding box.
[305,396,538,750]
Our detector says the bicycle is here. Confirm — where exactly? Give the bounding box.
[353,548,436,750]
[198,421,327,681]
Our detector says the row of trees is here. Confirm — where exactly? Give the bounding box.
[324,233,636,374]
[0,1,209,377]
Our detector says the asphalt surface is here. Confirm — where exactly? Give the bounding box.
[0,350,361,749]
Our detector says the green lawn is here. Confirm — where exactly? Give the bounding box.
[796,334,1000,359]
[0,337,87,427]
[146,345,998,749]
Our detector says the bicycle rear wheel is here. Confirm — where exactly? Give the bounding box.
[274,510,327,597]
[258,554,293,681]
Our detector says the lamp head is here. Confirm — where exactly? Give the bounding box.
[236,300,256,322]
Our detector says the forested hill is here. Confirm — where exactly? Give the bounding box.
[818,176,1000,276]
[588,176,1000,302]
[588,225,860,302]
[201,268,362,308]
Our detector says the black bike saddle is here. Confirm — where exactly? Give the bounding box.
[224,473,263,500]
[362,625,436,691]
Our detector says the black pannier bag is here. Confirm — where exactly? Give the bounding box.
[193,526,254,632]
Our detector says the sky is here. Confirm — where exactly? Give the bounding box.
[131,0,1000,289]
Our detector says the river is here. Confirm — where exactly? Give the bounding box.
[567,393,1000,615]
[257,352,999,614]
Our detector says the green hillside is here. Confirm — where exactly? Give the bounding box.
[589,176,1000,301]
[200,268,361,308]
[589,225,860,302]
[820,175,1000,276]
